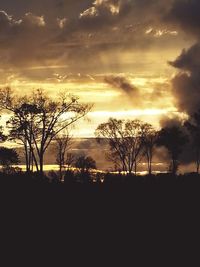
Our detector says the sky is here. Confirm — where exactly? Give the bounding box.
[0,0,199,137]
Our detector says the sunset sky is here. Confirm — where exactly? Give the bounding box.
[0,0,199,137]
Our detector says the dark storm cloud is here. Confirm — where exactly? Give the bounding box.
[171,70,200,115]
[165,0,200,115]
[157,0,200,163]
[165,0,200,38]
[170,43,200,72]
[170,47,200,114]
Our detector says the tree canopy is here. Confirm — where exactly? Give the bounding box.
[157,126,188,174]
[0,87,91,174]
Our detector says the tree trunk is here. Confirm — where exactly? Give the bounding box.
[24,144,30,172]
[171,157,177,176]
[196,150,200,174]
[33,154,39,172]
[148,160,152,175]
[59,164,62,181]
[196,159,200,174]
[39,153,44,176]
[148,154,152,175]
[31,153,34,172]
[134,161,137,175]
[28,147,32,171]
[197,163,199,174]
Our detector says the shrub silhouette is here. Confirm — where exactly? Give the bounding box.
[0,147,20,173]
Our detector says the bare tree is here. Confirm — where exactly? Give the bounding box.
[6,104,38,172]
[0,88,92,175]
[66,152,76,170]
[96,118,128,173]
[142,124,158,175]
[124,120,146,175]
[105,150,123,173]
[55,131,73,180]
[95,118,147,174]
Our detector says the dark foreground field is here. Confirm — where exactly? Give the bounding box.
[0,172,200,265]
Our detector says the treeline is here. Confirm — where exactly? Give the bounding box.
[0,87,200,179]
[95,114,200,176]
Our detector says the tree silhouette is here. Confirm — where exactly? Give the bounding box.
[95,118,147,174]
[156,126,188,175]
[6,103,39,172]
[55,131,73,180]
[0,88,91,175]
[185,109,200,173]
[0,127,6,143]
[0,116,6,143]
[75,156,96,174]
[142,124,158,175]
[0,147,19,173]
[66,152,76,170]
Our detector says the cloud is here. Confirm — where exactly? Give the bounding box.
[165,0,200,38]
[0,1,182,73]
[0,10,47,43]
[0,10,53,68]
[169,43,200,115]
[160,114,184,128]
[71,0,134,37]
[164,0,200,116]
[103,74,172,111]
[79,0,129,20]
[0,10,21,36]
[0,1,192,82]
[0,10,15,25]
[104,75,139,97]
[22,12,46,27]
[145,28,178,38]
[0,10,46,34]
[170,43,200,72]
[80,6,99,19]
[57,17,68,29]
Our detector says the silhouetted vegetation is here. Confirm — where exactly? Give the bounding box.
[185,109,200,173]
[75,155,96,173]
[55,131,73,180]
[142,123,158,175]
[95,119,152,174]
[0,87,91,175]
[0,147,19,173]
[156,125,188,174]
[1,87,200,183]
